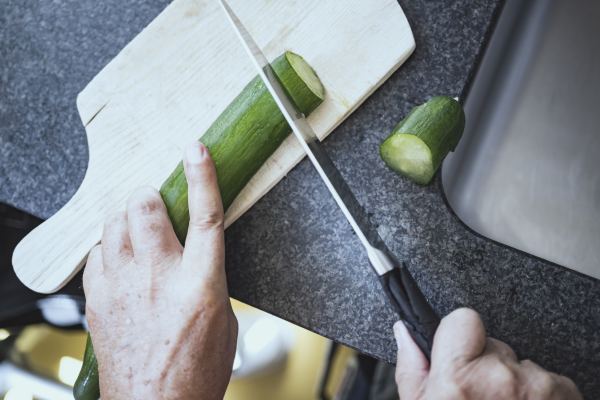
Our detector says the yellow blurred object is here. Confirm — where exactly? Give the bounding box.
[13,325,87,385]
[225,324,329,400]
[224,299,351,400]
[322,345,357,399]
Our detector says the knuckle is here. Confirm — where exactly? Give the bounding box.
[520,359,562,398]
[436,378,468,400]
[103,211,127,237]
[490,340,518,363]
[105,211,127,226]
[128,186,164,215]
[555,375,580,397]
[491,363,519,393]
[146,220,164,235]
[427,365,468,400]
[190,210,224,231]
[533,372,558,397]
[450,369,472,396]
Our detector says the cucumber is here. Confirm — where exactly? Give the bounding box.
[161,51,325,242]
[379,96,465,185]
[73,335,100,400]
[73,51,325,399]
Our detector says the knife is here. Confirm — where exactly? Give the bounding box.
[219,0,440,360]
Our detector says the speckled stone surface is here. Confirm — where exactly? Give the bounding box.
[2,1,600,398]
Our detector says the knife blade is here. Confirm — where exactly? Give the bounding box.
[219,0,440,359]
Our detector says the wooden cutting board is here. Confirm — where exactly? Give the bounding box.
[13,0,414,293]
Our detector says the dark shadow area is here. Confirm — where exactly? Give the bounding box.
[0,203,85,330]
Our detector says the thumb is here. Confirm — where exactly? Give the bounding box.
[181,141,225,271]
[394,321,429,400]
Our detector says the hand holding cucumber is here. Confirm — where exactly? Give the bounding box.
[75,51,324,399]
[81,142,237,400]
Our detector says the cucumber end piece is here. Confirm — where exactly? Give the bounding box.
[380,133,434,185]
[285,51,325,101]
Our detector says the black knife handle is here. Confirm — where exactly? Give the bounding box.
[379,262,440,360]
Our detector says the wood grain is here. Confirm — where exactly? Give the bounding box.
[13,0,414,293]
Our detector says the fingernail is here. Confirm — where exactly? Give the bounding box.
[185,141,206,164]
[393,320,410,348]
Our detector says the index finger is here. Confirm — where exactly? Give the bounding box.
[181,142,225,274]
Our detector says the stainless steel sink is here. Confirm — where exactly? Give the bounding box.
[442,0,600,279]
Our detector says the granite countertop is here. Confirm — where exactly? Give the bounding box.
[2,0,599,397]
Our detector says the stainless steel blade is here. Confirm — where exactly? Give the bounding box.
[219,0,395,275]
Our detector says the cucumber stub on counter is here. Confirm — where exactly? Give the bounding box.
[379,96,465,185]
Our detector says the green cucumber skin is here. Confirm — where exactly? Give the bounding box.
[160,51,324,242]
[73,335,100,400]
[390,96,464,170]
[380,96,465,184]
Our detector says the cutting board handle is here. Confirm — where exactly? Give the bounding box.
[12,177,104,293]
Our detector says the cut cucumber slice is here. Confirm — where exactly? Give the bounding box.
[380,133,434,185]
[380,96,465,185]
[286,51,325,105]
